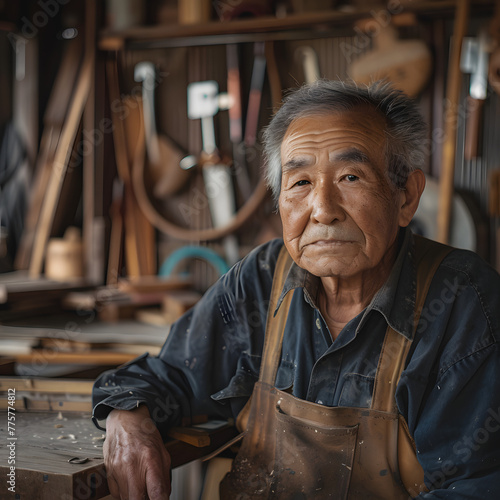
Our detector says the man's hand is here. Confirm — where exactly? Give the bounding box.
[104,405,172,500]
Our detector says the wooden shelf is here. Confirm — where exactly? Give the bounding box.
[98,0,495,50]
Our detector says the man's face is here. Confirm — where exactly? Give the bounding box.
[278,108,407,279]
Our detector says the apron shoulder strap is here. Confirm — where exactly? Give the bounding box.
[259,244,295,385]
[235,244,293,432]
[371,234,454,412]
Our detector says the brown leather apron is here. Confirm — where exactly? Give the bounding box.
[220,236,452,499]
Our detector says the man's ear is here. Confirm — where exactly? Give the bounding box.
[398,169,426,227]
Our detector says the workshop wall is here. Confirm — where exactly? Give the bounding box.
[1,0,500,293]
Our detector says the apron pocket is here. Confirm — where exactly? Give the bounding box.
[273,408,358,499]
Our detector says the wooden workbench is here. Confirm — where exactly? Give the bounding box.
[0,411,237,499]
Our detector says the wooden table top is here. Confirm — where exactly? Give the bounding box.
[0,411,109,499]
[0,410,238,499]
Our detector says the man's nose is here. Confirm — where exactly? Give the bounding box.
[311,182,345,224]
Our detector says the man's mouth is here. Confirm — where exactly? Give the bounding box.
[305,238,354,247]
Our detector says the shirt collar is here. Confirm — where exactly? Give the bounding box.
[275,227,417,340]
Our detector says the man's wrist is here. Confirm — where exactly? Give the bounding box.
[108,403,150,419]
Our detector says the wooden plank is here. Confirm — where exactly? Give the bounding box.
[93,290,178,322]
[0,377,93,394]
[167,424,239,468]
[49,130,84,243]
[0,272,84,296]
[0,273,91,321]
[29,55,93,277]
[0,316,169,348]
[120,95,143,277]
[0,296,63,319]
[123,95,157,277]
[117,275,192,293]
[167,426,211,447]
[167,421,233,447]
[10,351,136,365]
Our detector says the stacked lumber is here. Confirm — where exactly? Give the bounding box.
[0,271,88,321]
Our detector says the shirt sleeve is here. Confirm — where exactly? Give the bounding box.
[91,239,283,438]
[400,251,500,499]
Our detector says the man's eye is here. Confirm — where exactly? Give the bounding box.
[293,180,310,187]
[345,174,359,182]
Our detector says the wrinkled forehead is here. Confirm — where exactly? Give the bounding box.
[281,107,389,159]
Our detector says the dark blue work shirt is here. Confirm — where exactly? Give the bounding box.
[93,228,500,498]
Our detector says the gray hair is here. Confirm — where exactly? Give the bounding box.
[262,79,427,203]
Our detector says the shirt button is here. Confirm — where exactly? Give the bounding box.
[316,318,321,330]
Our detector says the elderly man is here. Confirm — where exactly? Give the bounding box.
[92,80,500,499]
